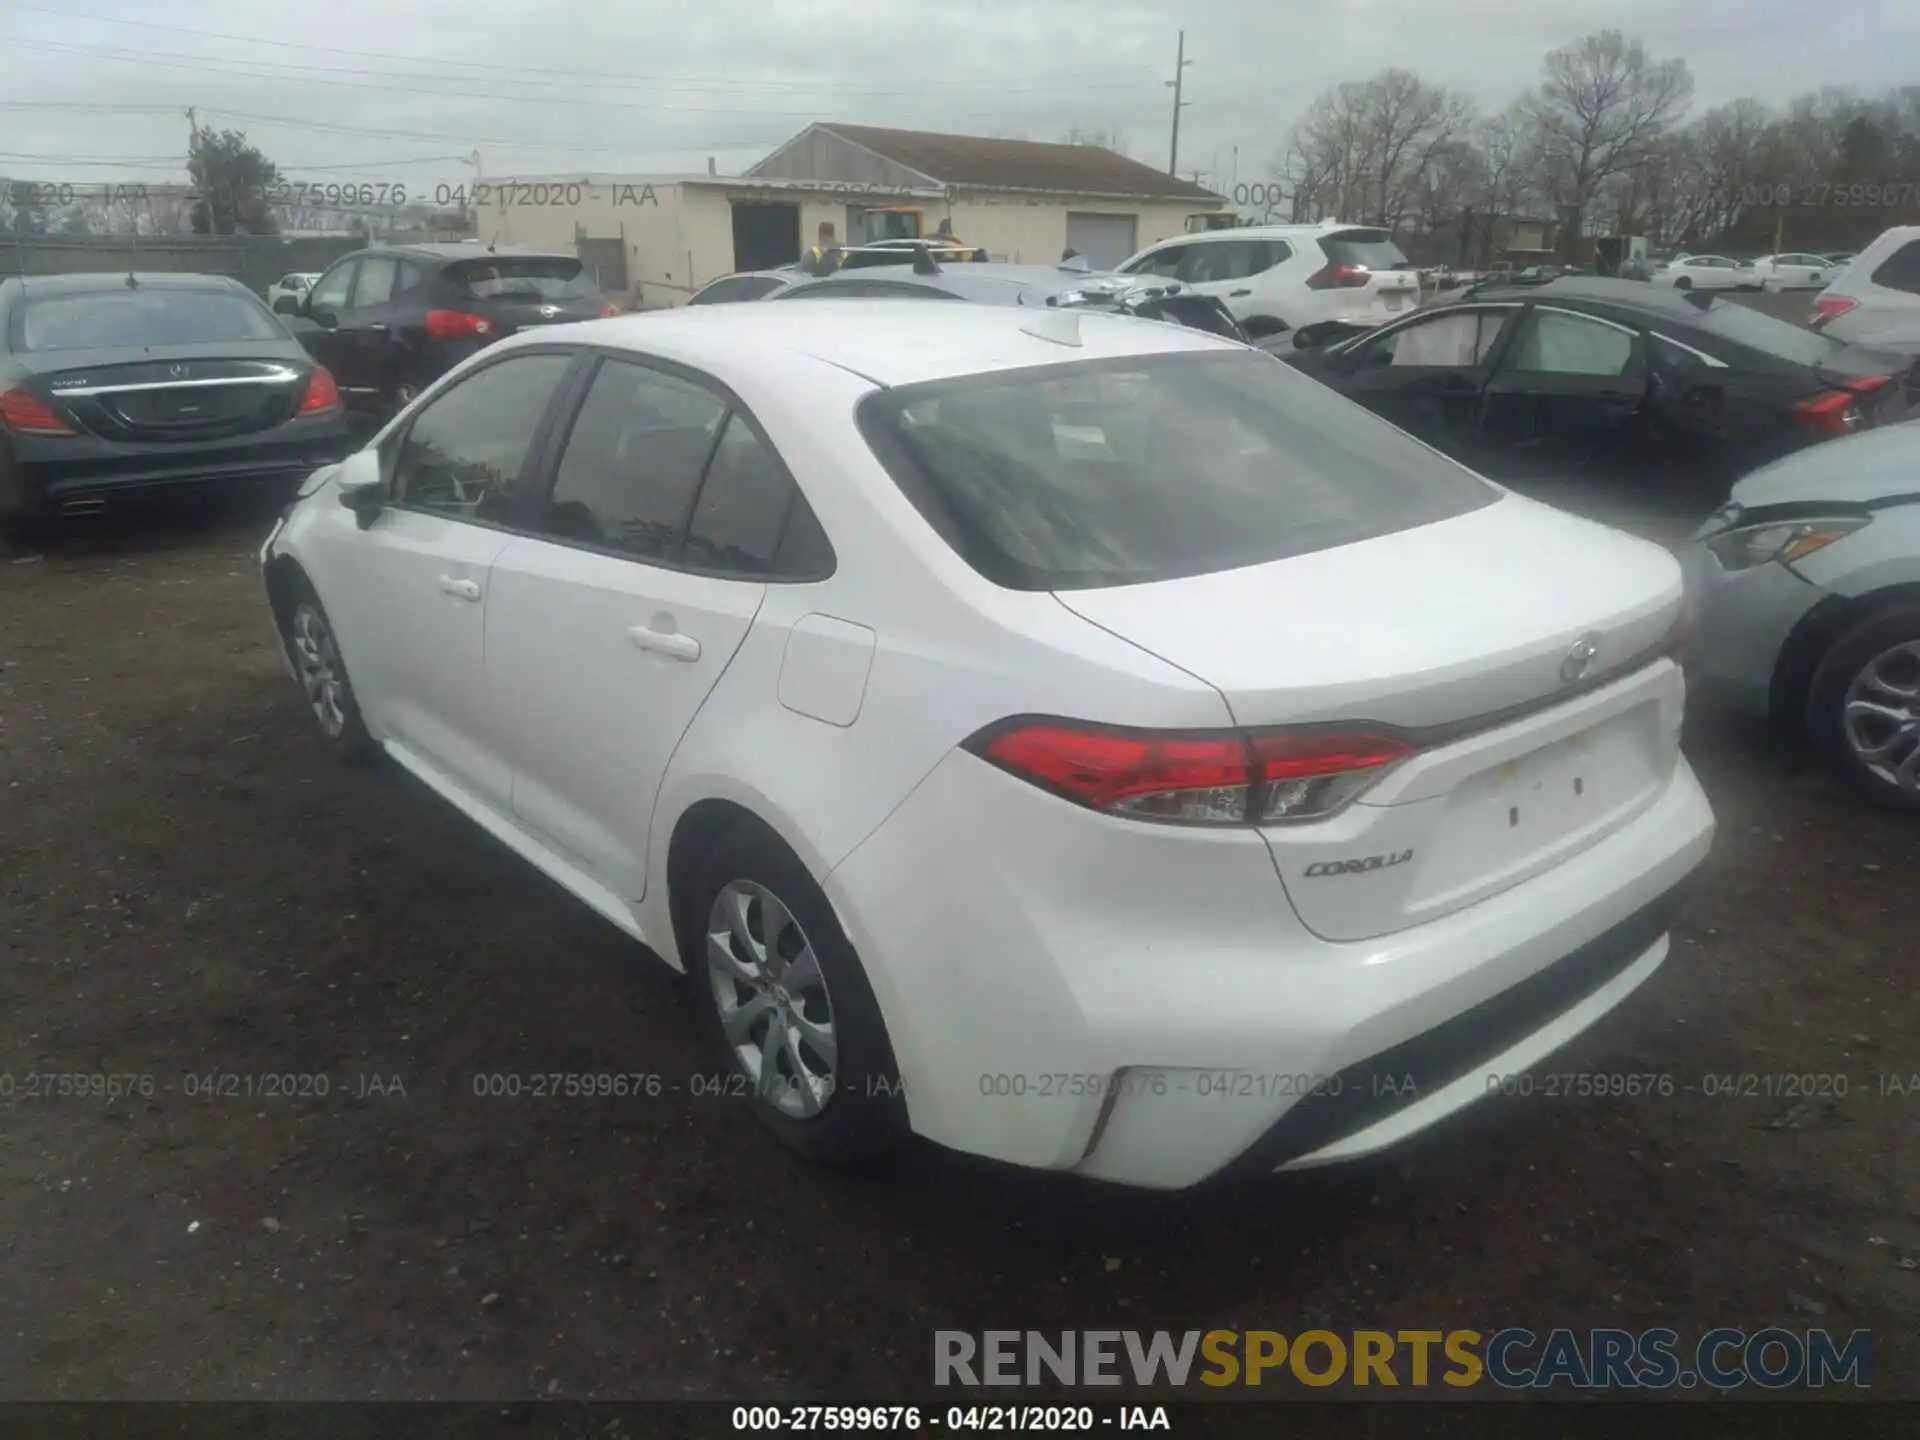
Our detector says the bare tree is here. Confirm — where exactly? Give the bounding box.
[1523,30,1693,256]
[1062,125,1129,156]
[1281,71,1473,228]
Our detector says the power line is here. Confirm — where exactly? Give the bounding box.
[12,5,1158,94]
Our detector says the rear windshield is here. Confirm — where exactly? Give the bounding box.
[13,288,284,352]
[1320,229,1411,272]
[1691,299,1850,368]
[857,350,1499,590]
[448,257,598,300]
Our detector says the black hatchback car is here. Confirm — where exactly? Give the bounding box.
[276,243,616,421]
[1283,276,1918,488]
[0,272,349,530]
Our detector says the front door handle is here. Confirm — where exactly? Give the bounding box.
[1230,288,1252,297]
[436,575,481,601]
[628,625,701,661]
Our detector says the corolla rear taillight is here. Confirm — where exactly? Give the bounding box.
[964,719,1414,826]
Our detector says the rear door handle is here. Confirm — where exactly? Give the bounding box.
[1230,288,1252,297]
[369,323,389,331]
[436,576,481,601]
[628,625,701,661]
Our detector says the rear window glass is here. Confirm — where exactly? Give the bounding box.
[13,288,284,352]
[1319,229,1410,272]
[857,350,1498,591]
[1691,299,1849,367]
[1869,240,1920,296]
[448,257,598,300]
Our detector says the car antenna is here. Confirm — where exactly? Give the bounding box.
[910,244,943,277]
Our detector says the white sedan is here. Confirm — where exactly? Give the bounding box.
[1653,255,1758,292]
[1751,254,1835,292]
[258,301,1714,1190]
[266,271,321,313]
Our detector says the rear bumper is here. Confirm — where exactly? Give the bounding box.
[828,746,1714,1191]
[13,419,351,505]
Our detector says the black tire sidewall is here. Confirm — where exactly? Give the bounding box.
[1807,604,1920,812]
[685,824,908,1162]
[286,576,377,762]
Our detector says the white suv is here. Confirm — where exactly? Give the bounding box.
[1116,222,1421,340]
[1812,226,1920,347]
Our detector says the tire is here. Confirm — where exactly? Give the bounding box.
[282,574,377,762]
[1806,603,1920,812]
[684,822,909,1164]
[1673,277,1692,291]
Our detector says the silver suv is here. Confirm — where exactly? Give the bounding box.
[1811,226,1920,352]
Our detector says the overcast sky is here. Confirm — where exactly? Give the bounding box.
[3,0,1917,200]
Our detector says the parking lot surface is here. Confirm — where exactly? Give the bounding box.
[3,436,1916,1400]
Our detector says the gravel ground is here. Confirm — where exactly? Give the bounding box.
[1,456,1915,1405]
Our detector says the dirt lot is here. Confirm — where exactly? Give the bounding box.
[2,458,1915,1405]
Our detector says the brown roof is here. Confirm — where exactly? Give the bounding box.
[811,123,1223,202]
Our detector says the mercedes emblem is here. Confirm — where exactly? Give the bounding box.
[169,363,190,379]
[1560,633,1603,685]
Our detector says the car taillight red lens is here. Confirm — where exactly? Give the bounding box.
[1793,375,1886,436]
[1810,295,1857,328]
[967,720,1413,825]
[599,303,620,317]
[424,309,493,340]
[0,387,76,435]
[298,366,342,415]
[1306,263,1370,290]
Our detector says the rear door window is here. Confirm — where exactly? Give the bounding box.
[1869,240,1920,296]
[856,350,1497,591]
[13,288,287,351]
[538,358,727,560]
[1507,310,1639,377]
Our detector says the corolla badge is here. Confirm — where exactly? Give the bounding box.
[1561,633,1604,685]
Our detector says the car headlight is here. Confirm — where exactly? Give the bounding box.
[1702,516,1868,571]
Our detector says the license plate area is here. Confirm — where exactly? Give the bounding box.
[1402,703,1666,917]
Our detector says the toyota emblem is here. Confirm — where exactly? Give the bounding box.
[169,363,190,378]
[1561,633,1603,685]
[539,305,559,317]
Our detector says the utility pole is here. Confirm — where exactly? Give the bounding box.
[1166,31,1191,177]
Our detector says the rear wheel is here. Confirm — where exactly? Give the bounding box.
[1673,277,1693,291]
[1807,604,1920,811]
[685,823,908,1163]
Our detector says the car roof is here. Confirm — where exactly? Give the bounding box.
[1147,221,1378,245]
[1468,275,1719,319]
[2,271,250,296]
[793,261,1132,296]
[507,298,1235,388]
[358,242,577,265]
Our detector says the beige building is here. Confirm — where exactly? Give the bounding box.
[479,122,1227,306]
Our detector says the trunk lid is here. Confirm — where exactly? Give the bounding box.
[1055,493,1687,941]
[26,348,311,443]
[444,255,608,337]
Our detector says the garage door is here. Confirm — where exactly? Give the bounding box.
[1065,213,1139,270]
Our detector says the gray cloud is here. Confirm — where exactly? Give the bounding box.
[2,0,1916,198]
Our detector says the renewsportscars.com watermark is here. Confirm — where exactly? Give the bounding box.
[934,1328,1871,1391]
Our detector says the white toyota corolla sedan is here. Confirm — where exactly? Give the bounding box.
[259,301,1715,1190]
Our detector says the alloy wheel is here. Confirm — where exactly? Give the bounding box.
[1841,640,1920,794]
[290,602,348,738]
[706,880,838,1119]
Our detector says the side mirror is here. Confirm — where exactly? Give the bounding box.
[273,294,301,315]
[338,477,385,529]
